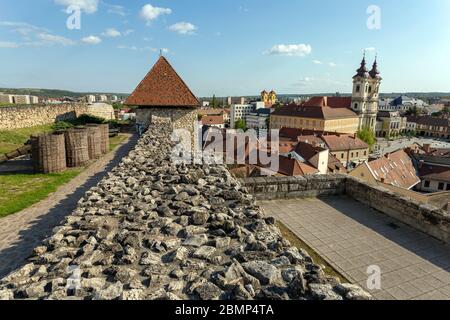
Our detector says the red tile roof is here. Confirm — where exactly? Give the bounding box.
[303,96,352,108]
[321,134,368,151]
[367,150,420,189]
[276,156,319,176]
[419,164,450,182]
[201,115,224,125]
[125,56,199,107]
[272,104,357,120]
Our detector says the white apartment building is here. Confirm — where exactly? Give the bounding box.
[30,96,39,104]
[111,95,118,102]
[246,108,272,130]
[0,94,14,104]
[98,95,108,102]
[12,95,31,104]
[230,102,265,128]
[87,95,96,104]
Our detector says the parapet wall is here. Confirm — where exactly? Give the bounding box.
[0,104,89,130]
[240,175,450,244]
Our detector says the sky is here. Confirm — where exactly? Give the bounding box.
[0,0,449,96]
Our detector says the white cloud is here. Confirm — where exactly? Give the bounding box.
[81,35,102,45]
[117,45,169,54]
[328,62,337,67]
[365,47,376,52]
[103,28,121,38]
[169,22,197,35]
[123,29,134,36]
[106,4,127,16]
[140,4,172,24]
[313,60,323,65]
[0,21,76,47]
[0,41,19,48]
[54,0,99,14]
[37,33,76,46]
[268,44,312,57]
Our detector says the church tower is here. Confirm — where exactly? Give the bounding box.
[351,54,381,132]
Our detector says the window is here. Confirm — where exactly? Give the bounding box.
[423,180,430,188]
[341,154,344,159]
[447,184,450,191]
[438,183,445,190]
[364,151,367,156]
[356,85,360,93]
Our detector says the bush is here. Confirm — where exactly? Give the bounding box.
[52,121,74,131]
[72,114,106,126]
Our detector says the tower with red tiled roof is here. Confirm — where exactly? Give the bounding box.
[125,56,200,150]
[351,53,381,133]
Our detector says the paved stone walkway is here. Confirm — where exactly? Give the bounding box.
[260,197,450,300]
[0,134,137,278]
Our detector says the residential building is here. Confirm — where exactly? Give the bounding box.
[201,115,225,129]
[350,55,381,132]
[257,155,319,177]
[111,95,118,102]
[230,102,264,128]
[246,108,272,130]
[12,95,31,104]
[405,116,418,134]
[270,103,359,134]
[0,94,13,104]
[30,96,39,104]
[350,150,421,190]
[86,95,96,104]
[98,95,108,102]
[227,97,246,105]
[287,141,329,175]
[376,111,407,138]
[413,116,450,139]
[417,163,450,192]
[320,134,369,167]
[390,96,425,112]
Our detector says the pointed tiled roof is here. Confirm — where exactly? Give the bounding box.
[125,56,199,107]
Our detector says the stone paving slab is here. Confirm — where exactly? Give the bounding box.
[260,196,450,300]
[0,134,136,278]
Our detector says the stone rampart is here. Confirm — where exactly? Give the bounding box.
[0,104,89,130]
[0,124,369,300]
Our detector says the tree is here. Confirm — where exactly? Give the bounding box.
[357,126,376,148]
[211,95,218,109]
[234,119,247,130]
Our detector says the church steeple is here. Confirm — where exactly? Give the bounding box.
[369,56,381,79]
[354,53,369,78]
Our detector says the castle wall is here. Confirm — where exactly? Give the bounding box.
[0,104,89,130]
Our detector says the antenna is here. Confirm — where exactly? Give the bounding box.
[159,49,163,57]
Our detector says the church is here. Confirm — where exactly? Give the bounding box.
[351,54,382,132]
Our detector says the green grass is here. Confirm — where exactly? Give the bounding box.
[0,124,53,154]
[0,169,82,218]
[109,134,128,152]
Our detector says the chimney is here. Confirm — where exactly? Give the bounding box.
[385,153,390,160]
[323,97,328,106]
[380,178,385,183]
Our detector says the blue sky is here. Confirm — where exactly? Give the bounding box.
[0,0,449,96]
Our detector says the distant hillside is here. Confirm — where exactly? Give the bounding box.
[0,88,129,99]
